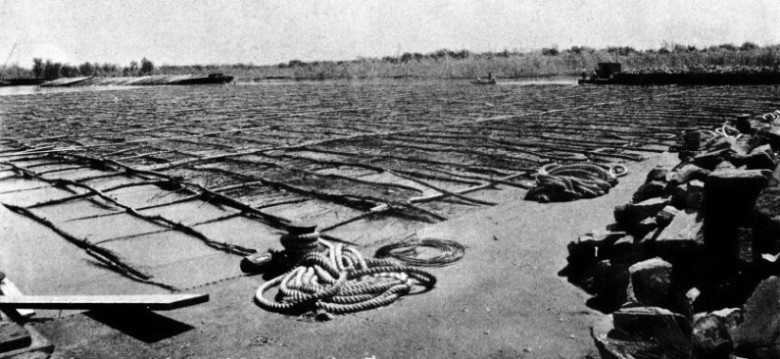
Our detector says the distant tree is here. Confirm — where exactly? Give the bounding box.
[381,56,397,64]
[541,47,559,56]
[42,60,62,80]
[78,62,95,76]
[452,50,470,60]
[101,63,117,75]
[32,58,44,79]
[287,59,304,68]
[718,43,738,51]
[740,42,759,51]
[140,58,154,75]
[60,65,79,77]
[128,61,139,75]
[672,44,691,53]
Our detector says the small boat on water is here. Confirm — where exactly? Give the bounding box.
[472,78,497,85]
[171,73,234,85]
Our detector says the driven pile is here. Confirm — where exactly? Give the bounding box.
[563,110,780,358]
[254,228,436,318]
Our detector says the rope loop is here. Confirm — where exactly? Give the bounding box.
[254,239,436,317]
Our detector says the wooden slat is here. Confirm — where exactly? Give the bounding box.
[0,294,209,311]
[0,279,35,317]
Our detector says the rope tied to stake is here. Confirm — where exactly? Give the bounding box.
[525,162,627,203]
[254,238,436,318]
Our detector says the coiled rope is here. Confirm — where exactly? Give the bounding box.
[254,239,436,316]
[525,163,628,203]
[375,238,465,267]
[715,124,742,139]
[761,110,780,122]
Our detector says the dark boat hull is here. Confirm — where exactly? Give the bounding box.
[171,75,234,85]
[0,78,45,87]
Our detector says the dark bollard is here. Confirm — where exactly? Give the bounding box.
[240,221,322,274]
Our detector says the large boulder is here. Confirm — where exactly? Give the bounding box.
[735,276,780,359]
[592,307,692,359]
[693,308,743,359]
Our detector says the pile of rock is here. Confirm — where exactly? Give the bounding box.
[563,111,780,358]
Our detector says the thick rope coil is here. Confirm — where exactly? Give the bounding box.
[254,239,436,317]
[526,162,629,203]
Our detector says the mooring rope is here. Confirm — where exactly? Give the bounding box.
[254,238,436,316]
[525,162,627,203]
[375,238,465,267]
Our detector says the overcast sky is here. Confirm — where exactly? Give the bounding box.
[1,0,779,67]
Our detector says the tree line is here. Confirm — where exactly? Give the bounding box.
[32,57,155,80]
[277,42,769,68]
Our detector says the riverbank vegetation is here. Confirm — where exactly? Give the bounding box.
[10,42,780,81]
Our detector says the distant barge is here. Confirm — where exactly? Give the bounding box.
[40,73,234,87]
[579,62,780,85]
[0,78,45,87]
[578,62,622,85]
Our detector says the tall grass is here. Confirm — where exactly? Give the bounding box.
[15,44,780,81]
[157,46,780,81]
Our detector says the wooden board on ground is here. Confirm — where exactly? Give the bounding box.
[0,294,209,311]
[0,279,36,317]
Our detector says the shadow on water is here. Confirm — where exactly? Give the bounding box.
[86,309,194,343]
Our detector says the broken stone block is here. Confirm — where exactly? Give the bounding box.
[656,205,680,228]
[747,144,776,170]
[653,210,704,259]
[613,306,691,337]
[592,309,692,359]
[714,160,737,171]
[671,181,704,210]
[693,308,743,359]
[627,257,673,307]
[686,179,704,210]
[667,163,710,188]
[646,167,669,182]
[614,197,670,227]
[694,148,734,170]
[728,145,777,171]
[734,276,780,359]
[672,179,704,209]
[632,180,666,203]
